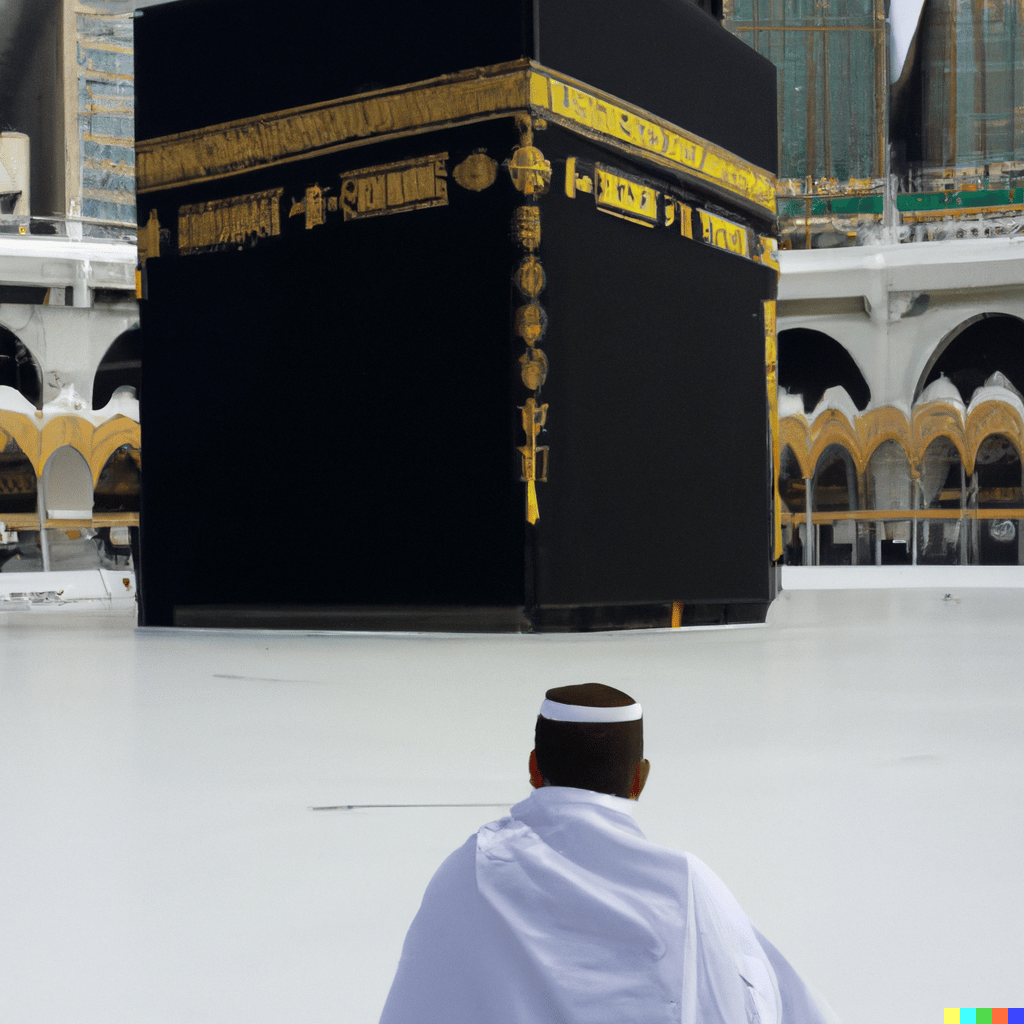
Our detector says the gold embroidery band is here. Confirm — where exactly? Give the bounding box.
[137,60,776,217]
[594,165,659,227]
[137,62,533,195]
[698,209,750,258]
[756,235,780,275]
[340,154,448,221]
[178,188,284,254]
[280,153,449,230]
[564,157,770,264]
[530,70,776,216]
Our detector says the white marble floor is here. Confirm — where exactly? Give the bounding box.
[1,586,1022,1024]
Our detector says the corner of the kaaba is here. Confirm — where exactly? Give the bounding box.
[134,0,779,632]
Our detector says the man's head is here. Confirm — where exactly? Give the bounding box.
[530,683,650,800]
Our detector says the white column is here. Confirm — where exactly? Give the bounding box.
[960,464,968,565]
[36,479,51,573]
[911,476,919,566]
[804,477,815,566]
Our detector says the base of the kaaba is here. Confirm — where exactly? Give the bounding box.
[169,597,776,632]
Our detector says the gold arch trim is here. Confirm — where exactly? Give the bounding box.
[0,409,44,476]
[0,411,141,485]
[780,400,1024,479]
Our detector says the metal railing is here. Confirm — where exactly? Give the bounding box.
[780,508,1024,566]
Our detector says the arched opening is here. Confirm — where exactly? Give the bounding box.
[0,326,42,408]
[777,329,871,414]
[917,437,965,565]
[812,444,859,565]
[93,327,141,409]
[975,434,1023,566]
[0,437,40,572]
[0,437,36,517]
[867,440,913,564]
[35,446,106,572]
[42,446,93,520]
[93,446,140,569]
[93,446,140,514]
[917,314,1024,404]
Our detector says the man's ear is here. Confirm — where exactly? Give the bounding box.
[528,749,545,789]
[629,758,651,800]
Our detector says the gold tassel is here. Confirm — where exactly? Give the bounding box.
[526,480,539,524]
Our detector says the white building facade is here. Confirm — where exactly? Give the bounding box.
[1,1,139,584]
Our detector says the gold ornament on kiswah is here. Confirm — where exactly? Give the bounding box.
[594,164,658,227]
[563,157,594,198]
[177,188,283,255]
[452,152,499,191]
[340,154,448,221]
[514,256,545,298]
[518,397,549,525]
[755,235,780,276]
[513,205,541,251]
[519,347,549,391]
[514,304,546,346]
[508,145,552,196]
[698,209,750,258]
[137,208,162,265]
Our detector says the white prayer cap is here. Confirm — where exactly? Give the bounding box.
[539,683,642,724]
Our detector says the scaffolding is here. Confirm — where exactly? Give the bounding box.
[726,0,1024,248]
[723,0,887,182]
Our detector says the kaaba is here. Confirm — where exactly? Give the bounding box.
[134,0,781,631]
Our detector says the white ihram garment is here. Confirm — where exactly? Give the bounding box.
[380,787,828,1024]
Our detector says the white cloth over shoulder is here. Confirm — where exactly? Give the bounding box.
[380,787,826,1024]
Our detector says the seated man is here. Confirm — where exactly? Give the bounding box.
[380,683,833,1024]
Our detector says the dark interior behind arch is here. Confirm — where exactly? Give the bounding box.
[0,326,42,409]
[919,315,1024,404]
[778,328,871,413]
[93,327,141,409]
